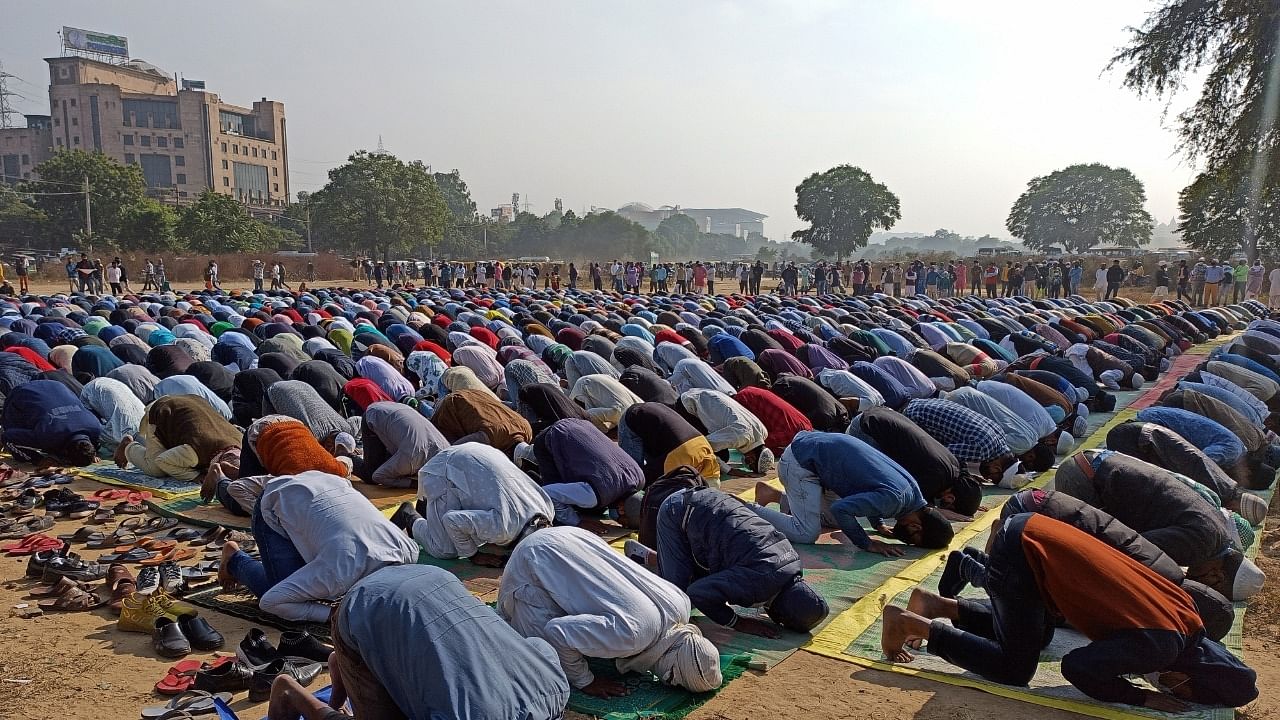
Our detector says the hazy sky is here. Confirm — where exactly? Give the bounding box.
[7,1,1197,242]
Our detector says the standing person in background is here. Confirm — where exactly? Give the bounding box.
[1190,258,1207,305]
[1247,259,1265,300]
[850,263,865,296]
[1177,259,1190,302]
[14,255,28,294]
[1105,260,1125,300]
[1022,261,1039,297]
[106,259,123,295]
[611,260,624,292]
[954,260,968,296]
[883,263,898,297]
[1068,261,1083,296]
[569,262,579,290]
[156,259,166,289]
[999,262,1012,297]
[1269,264,1280,308]
[1094,262,1108,301]
[591,262,602,291]
[707,263,716,295]
[984,262,998,298]
[781,263,799,296]
[142,258,155,291]
[904,264,918,297]
[1234,259,1250,303]
[738,263,749,294]
[1153,261,1170,299]
[1219,260,1235,305]
[1047,261,1062,299]
[1008,263,1023,299]
[751,261,765,295]
[1203,260,1222,306]
[252,259,266,292]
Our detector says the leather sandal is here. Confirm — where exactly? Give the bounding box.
[37,586,104,611]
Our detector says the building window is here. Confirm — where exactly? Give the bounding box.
[232,144,238,155]
[71,116,78,126]
[271,150,277,160]
[73,136,79,145]
[20,154,28,165]
[221,159,228,170]
[174,155,185,166]
[272,166,278,176]
[221,142,227,153]
[69,98,76,107]
[176,173,186,184]
[53,117,60,127]
[123,135,133,146]
[251,147,258,158]
[56,138,63,146]
[140,136,151,147]
[174,138,184,148]
[124,153,134,164]
[273,183,279,192]
[222,177,229,187]
[157,137,167,148]
[178,191,188,198]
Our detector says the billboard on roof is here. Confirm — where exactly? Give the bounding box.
[63,26,129,58]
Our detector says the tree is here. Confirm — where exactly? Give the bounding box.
[308,151,449,260]
[1110,1,1280,260]
[655,214,700,257]
[792,165,901,258]
[116,199,178,251]
[176,191,294,254]
[23,150,148,248]
[755,245,777,263]
[0,192,49,247]
[1005,163,1153,254]
[433,170,477,221]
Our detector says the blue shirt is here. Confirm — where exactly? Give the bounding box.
[1134,407,1245,467]
[788,431,925,548]
[338,565,570,720]
[1204,265,1224,283]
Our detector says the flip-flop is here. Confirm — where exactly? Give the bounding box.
[28,576,97,598]
[141,546,195,566]
[155,658,234,695]
[140,690,234,719]
[96,547,156,564]
[88,532,137,550]
[159,528,203,542]
[93,489,132,501]
[113,538,177,554]
[139,517,179,534]
[57,526,103,543]
[90,506,115,523]
[37,586,103,611]
[114,501,146,515]
[180,566,214,584]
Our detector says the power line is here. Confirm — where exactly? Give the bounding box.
[0,60,20,129]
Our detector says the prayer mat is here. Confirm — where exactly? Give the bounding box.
[145,494,252,530]
[182,585,332,641]
[1128,352,1217,411]
[566,654,752,720]
[78,463,201,500]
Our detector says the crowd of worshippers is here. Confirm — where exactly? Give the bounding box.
[0,281,1271,718]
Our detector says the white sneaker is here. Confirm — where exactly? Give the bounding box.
[623,539,653,565]
[756,448,777,475]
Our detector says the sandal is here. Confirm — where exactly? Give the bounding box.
[2,532,63,554]
[190,527,228,547]
[112,538,177,554]
[0,516,55,541]
[28,576,97,598]
[155,658,233,696]
[114,501,147,515]
[96,547,157,564]
[37,586,104,611]
[141,546,196,566]
[93,489,133,502]
[159,528,203,543]
[90,506,115,523]
[140,689,233,719]
[139,517,179,534]
[57,526,104,544]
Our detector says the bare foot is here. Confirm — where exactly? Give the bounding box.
[113,436,133,469]
[754,481,781,506]
[217,541,241,591]
[906,587,954,619]
[199,462,224,503]
[881,605,930,663]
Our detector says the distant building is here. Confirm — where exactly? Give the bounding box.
[613,202,767,238]
[0,115,54,185]
[1,49,289,207]
[491,204,515,223]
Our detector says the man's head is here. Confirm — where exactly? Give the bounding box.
[978,453,1019,484]
[67,434,97,466]
[938,473,983,516]
[1189,549,1265,601]
[1160,634,1258,707]
[892,506,954,548]
[1018,443,1056,473]
[766,579,829,633]
[651,626,723,692]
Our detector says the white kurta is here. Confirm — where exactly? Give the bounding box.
[654,342,698,375]
[680,389,766,453]
[497,526,694,689]
[668,358,736,396]
[976,379,1057,439]
[568,375,641,431]
[413,444,554,559]
[818,368,885,409]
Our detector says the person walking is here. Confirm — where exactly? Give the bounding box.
[1104,260,1125,300]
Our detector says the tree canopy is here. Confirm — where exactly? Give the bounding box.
[307,151,450,260]
[791,165,901,258]
[1006,163,1153,254]
[1111,0,1280,260]
[176,191,296,254]
[23,150,148,247]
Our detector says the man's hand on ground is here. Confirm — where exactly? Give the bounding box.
[865,540,907,557]
[580,677,630,698]
[732,616,780,638]
[1142,691,1189,713]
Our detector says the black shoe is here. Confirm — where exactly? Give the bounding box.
[178,613,225,651]
[41,555,107,583]
[237,627,279,668]
[153,616,191,658]
[248,657,323,702]
[25,547,66,578]
[193,660,255,694]
[278,630,334,664]
[13,489,42,512]
[389,502,422,532]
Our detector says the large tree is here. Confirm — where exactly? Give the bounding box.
[791,165,901,258]
[0,192,49,247]
[308,151,449,260]
[116,199,179,252]
[654,213,700,258]
[1006,164,1153,253]
[176,191,295,254]
[23,150,148,248]
[1110,0,1280,260]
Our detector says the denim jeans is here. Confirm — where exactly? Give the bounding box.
[227,502,307,599]
[926,513,1053,686]
[215,478,250,517]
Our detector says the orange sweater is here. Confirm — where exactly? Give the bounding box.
[1021,515,1202,640]
[255,422,349,477]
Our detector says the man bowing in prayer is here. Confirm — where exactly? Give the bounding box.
[498,526,723,697]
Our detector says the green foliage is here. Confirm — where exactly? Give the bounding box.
[176,191,294,254]
[433,170,477,221]
[116,199,178,251]
[1111,0,1280,260]
[0,192,49,246]
[308,151,450,260]
[23,150,148,246]
[792,165,901,258]
[755,245,777,262]
[1006,163,1153,254]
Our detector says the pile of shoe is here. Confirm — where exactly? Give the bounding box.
[192,627,330,702]
[118,589,224,658]
[24,543,109,610]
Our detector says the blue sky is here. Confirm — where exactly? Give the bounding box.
[7,1,1195,241]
